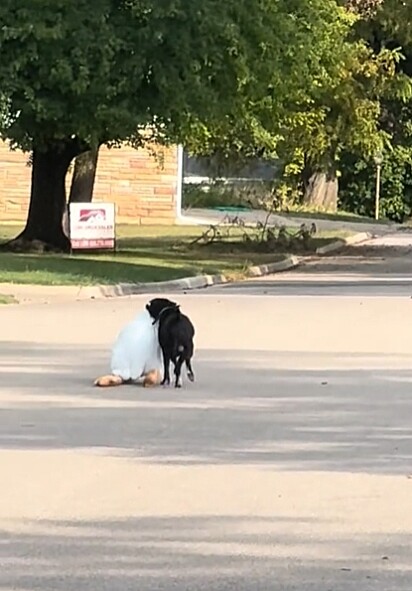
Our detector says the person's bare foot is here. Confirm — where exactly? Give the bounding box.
[143,369,161,388]
[94,374,124,387]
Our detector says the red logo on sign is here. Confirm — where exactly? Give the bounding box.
[78,208,107,223]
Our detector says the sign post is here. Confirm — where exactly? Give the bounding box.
[69,203,116,251]
[373,151,383,221]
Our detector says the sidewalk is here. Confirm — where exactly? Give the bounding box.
[180,207,398,235]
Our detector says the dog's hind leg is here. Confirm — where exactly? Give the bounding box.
[174,356,184,388]
[185,359,195,382]
[161,350,171,386]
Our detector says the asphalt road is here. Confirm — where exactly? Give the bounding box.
[210,275,412,297]
[210,231,412,297]
[1,286,412,590]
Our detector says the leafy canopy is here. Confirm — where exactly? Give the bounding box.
[0,0,384,159]
[0,0,281,152]
[186,0,412,181]
[185,0,361,158]
[0,0,332,154]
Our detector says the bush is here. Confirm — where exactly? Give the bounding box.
[183,178,303,211]
[339,147,412,222]
[183,183,246,209]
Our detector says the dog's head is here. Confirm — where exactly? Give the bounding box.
[146,298,179,323]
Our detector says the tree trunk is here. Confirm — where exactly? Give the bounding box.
[5,143,78,252]
[69,148,99,203]
[303,169,338,212]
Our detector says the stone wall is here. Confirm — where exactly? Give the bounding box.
[0,142,179,224]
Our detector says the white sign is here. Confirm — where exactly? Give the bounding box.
[69,203,116,250]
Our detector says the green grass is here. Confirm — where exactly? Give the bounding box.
[0,223,350,286]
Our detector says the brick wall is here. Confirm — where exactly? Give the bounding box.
[0,141,179,224]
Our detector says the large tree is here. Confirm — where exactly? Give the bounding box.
[0,0,279,251]
[0,0,378,251]
[68,149,99,204]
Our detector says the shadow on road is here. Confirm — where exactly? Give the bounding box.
[1,340,412,590]
[0,343,411,476]
[1,516,411,591]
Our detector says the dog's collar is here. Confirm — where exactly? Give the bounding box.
[152,305,180,325]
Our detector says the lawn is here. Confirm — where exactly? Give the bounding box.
[0,223,350,286]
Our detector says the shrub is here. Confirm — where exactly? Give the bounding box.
[339,147,412,222]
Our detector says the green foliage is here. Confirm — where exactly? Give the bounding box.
[335,0,412,222]
[277,42,411,175]
[2,0,412,230]
[0,0,288,153]
[185,0,411,205]
[376,0,412,47]
[185,0,362,160]
[339,146,412,221]
[182,0,412,223]
[183,177,304,212]
[183,184,247,210]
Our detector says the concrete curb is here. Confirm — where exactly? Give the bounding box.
[247,255,300,278]
[78,255,300,298]
[81,273,230,298]
[0,254,300,303]
[316,232,373,255]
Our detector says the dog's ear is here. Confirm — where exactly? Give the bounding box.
[146,301,157,323]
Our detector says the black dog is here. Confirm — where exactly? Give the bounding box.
[146,298,195,388]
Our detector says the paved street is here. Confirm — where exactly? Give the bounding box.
[212,231,412,297]
[1,276,412,589]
